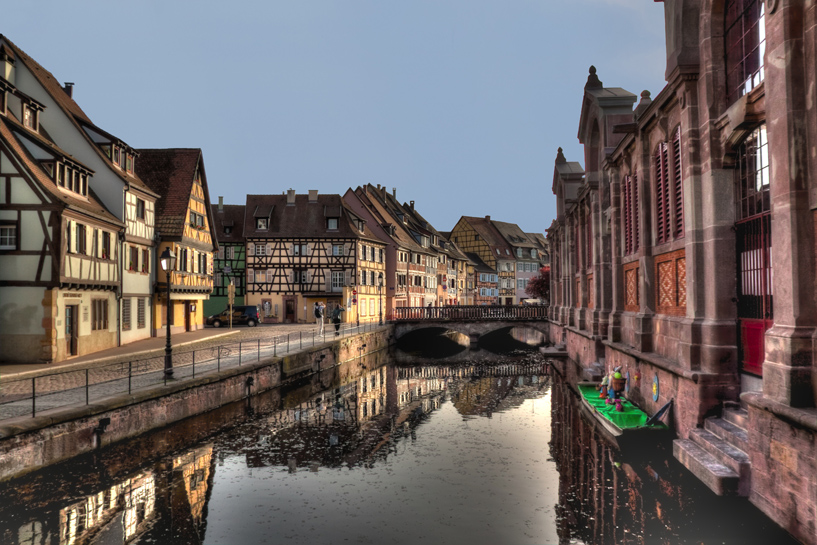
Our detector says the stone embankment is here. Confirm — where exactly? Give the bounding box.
[0,326,391,482]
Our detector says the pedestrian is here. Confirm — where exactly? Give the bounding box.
[314,302,325,335]
[331,304,345,336]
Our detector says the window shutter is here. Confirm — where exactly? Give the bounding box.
[623,175,632,255]
[248,242,255,256]
[633,172,640,252]
[672,128,684,239]
[345,269,351,285]
[267,269,274,283]
[655,145,667,244]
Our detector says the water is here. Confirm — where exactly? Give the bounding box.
[0,349,799,545]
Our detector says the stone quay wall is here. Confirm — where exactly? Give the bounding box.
[0,327,391,482]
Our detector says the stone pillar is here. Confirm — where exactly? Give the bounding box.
[607,168,624,342]
[762,0,816,407]
[595,174,612,340]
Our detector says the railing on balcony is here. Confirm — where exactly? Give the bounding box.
[390,305,548,321]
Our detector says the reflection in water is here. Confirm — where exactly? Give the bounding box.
[0,354,798,545]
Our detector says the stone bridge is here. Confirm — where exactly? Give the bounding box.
[390,305,550,347]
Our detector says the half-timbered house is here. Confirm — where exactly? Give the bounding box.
[244,190,385,324]
[207,198,246,316]
[0,107,123,362]
[136,149,216,335]
[1,35,160,346]
[450,216,518,304]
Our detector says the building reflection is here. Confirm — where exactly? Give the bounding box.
[0,444,213,545]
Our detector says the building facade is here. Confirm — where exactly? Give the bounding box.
[136,149,216,335]
[207,198,246,316]
[244,190,384,324]
[546,2,817,541]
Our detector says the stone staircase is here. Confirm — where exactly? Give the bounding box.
[673,405,751,496]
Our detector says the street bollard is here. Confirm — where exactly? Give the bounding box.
[128,361,132,394]
[274,336,277,357]
[32,377,36,417]
[193,351,196,378]
[300,331,302,350]
[287,334,290,353]
[239,342,243,365]
[218,346,221,372]
[86,369,89,405]
[258,339,261,361]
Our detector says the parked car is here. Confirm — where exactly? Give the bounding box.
[206,306,259,327]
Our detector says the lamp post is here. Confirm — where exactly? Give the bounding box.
[160,247,176,379]
[378,272,384,325]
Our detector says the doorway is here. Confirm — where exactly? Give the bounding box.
[65,305,78,356]
[285,297,296,323]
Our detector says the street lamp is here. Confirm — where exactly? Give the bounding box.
[160,247,176,379]
[378,272,384,325]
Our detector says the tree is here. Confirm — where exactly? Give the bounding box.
[525,266,550,303]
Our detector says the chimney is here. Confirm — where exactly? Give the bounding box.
[218,196,224,212]
[485,215,491,220]
[392,188,396,198]
[308,190,318,202]
[286,188,296,205]
[63,82,74,98]
[409,201,415,211]
[377,184,381,191]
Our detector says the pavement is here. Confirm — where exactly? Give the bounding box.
[0,323,317,380]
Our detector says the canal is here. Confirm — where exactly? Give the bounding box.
[0,340,800,544]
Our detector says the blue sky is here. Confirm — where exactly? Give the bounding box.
[7,0,666,234]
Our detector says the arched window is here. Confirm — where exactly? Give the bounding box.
[725,0,766,104]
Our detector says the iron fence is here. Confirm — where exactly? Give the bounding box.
[0,321,378,422]
[390,304,548,321]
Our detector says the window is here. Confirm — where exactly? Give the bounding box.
[102,232,111,260]
[92,299,108,330]
[370,271,375,285]
[361,270,367,285]
[122,298,131,331]
[333,244,344,256]
[22,105,37,130]
[218,246,225,259]
[76,224,87,254]
[294,269,308,284]
[137,298,146,329]
[255,270,266,283]
[654,128,684,245]
[142,249,149,273]
[226,246,234,259]
[736,125,769,220]
[255,244,266,256]
[531,249,538,259]
[725,0,766,104]
[136,199,145,220]
[370,299,376,316]
[622,172,640,255]
[0,224,17,250]
[256,218,268,230]
[517,279,525,289]
[379,249,384,262]
[361,298,368,316]
[293,243,308,255]
[198,253,207,274]
[327,218,338,230]
[332,271,344,290]
[129,246,138,271]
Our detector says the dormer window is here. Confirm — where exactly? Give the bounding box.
[224,226,232,235]
[256,218,268,230]
[55,161,89,197]
[22,104,37,130]
[327,218,338,230]
[531,249,538,259]
[516,248,522,258]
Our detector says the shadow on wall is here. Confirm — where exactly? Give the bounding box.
[0,302,38,335]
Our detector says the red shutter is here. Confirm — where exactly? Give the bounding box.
[623,175,632,255]
[585,208,592,268]
[655,144,671,244]
[630,172,641,252]
[672,127,684,239]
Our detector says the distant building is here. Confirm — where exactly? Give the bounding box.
[207,198,246,316]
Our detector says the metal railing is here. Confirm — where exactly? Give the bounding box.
[390,304,548,321]
[0,321,380,423]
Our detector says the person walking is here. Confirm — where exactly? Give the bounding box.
[314,302,325,335]
[331,304,345,336]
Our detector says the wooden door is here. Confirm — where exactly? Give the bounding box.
[285,298,296,323]
[65,305,78,356]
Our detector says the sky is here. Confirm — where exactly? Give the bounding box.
[6,0,667,234]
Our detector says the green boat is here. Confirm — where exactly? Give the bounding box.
[576,382,670,448]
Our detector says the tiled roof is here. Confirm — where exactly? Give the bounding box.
[243,193,382,242]
[460,216,514,257]
[0,35,157,197]
[0,116,122,227]
[211,203,246,243]
[356,185,425,253]
[492,220,537,249]
[135,149,210,239]
[464,252,495,273]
